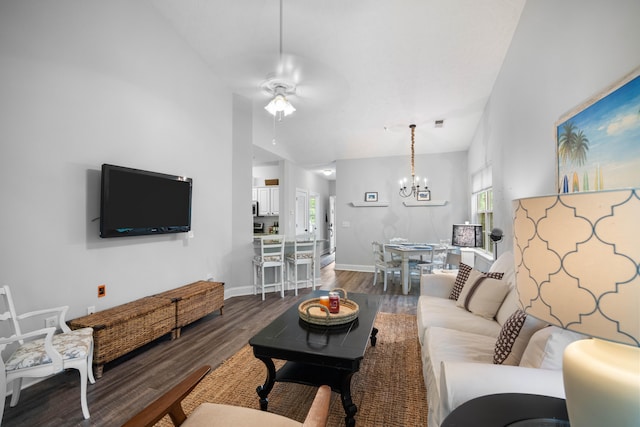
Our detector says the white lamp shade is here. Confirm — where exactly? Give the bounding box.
[264,94,295,116]
[513,189,640,346]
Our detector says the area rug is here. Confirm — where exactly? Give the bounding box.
[156,312,427,427]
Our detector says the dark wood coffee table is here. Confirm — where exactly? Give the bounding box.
[249,291,381,427]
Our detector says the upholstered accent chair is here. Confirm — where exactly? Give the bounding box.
[123,365,331,427]
[0,285,95,422]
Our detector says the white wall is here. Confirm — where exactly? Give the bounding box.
[230,94,255,297]
[335,152,469,270]
[0,1,243,319]
[468,0,640,255]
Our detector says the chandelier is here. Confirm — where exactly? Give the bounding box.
[399,124,429,199]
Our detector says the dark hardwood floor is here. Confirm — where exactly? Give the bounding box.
[2,262,420,426]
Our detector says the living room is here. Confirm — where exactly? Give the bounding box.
[1,0,638,426]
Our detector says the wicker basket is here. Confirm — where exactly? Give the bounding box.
[153,281,224,338]
[69,296,175,378]
[298,288,359,326]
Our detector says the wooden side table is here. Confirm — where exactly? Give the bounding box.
[442,393,569,427]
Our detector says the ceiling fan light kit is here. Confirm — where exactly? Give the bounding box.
[264,85,296,117]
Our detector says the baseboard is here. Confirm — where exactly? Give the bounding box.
[334,264,373,273]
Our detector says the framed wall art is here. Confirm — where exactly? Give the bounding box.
[364,192,378,202]
[556,67,640,193]
[417,189,431,201]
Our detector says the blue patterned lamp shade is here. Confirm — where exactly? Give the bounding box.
[513,189,639,347]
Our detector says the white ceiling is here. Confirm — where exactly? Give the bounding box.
[150,0,525,176]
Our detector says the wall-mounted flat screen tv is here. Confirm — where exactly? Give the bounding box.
[100,164,192,238]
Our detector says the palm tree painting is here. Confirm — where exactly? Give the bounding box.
[556,68,640,193]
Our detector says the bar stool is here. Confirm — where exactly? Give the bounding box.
[253,235,285,300]
[286,235,316,296]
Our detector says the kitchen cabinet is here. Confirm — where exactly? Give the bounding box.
[256,186,279,216]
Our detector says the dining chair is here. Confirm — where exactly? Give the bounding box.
[286,234,316,296]
[0,285,95,423]
[372,242,401,291]
[253,235,286,300]
[418,244,450,274]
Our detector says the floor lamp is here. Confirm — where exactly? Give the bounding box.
[489,228,503,260]
[513,189,640,427]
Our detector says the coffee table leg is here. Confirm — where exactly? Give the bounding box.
[255,356,276,411]
[370,327,379,347]
[340,372,357,427]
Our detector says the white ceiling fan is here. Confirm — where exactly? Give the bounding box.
[261,0,298,120]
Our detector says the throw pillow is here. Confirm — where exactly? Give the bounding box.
[455,275,510,319]
[493,309,547,365]
[449,263,505,300]
[520,326,588,370]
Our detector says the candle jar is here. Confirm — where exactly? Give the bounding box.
[319,296,330,310]
[329,292,340,314]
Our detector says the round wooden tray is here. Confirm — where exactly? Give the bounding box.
[298,288,359,326]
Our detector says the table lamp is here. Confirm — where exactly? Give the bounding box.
[513,189,640,427]
[451,224,483,248]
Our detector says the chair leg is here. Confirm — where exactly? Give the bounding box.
[279,264,285,298]
[373,267,379,286]
[294,263,298,296]
[10,377,22,407]
[253,263,258,296]
[383,270,388,292]
[88,342,96,384]
[261,266,266,301]
[311,262,316,290]
[0,380,5,426]
[78,365,90,419]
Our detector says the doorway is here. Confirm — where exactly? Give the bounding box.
[295,189,309,235]
[329,195,336,254]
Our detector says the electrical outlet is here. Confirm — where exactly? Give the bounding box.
[87,306,96,315]
[45,316,57,328]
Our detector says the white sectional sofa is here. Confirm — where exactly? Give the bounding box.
[417,251,586,426]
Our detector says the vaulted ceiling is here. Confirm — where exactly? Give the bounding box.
[150,0,526,175]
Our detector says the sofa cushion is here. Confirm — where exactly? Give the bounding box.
[455,273,510,320]
[422,326,497,427]
[495,288,519,326]
[449,263,504,300]
[417,295,503,344]
[493,309,547,365]
[520,326,588,370]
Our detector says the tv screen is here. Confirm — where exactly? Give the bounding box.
[100,164,192,238]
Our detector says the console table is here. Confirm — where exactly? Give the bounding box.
[69,280,223,378]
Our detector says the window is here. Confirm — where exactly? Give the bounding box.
[309,194,317,236]
[474,188,494,254]
[471,166,493,254]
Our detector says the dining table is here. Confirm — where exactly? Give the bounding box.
[384,243,453,294]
